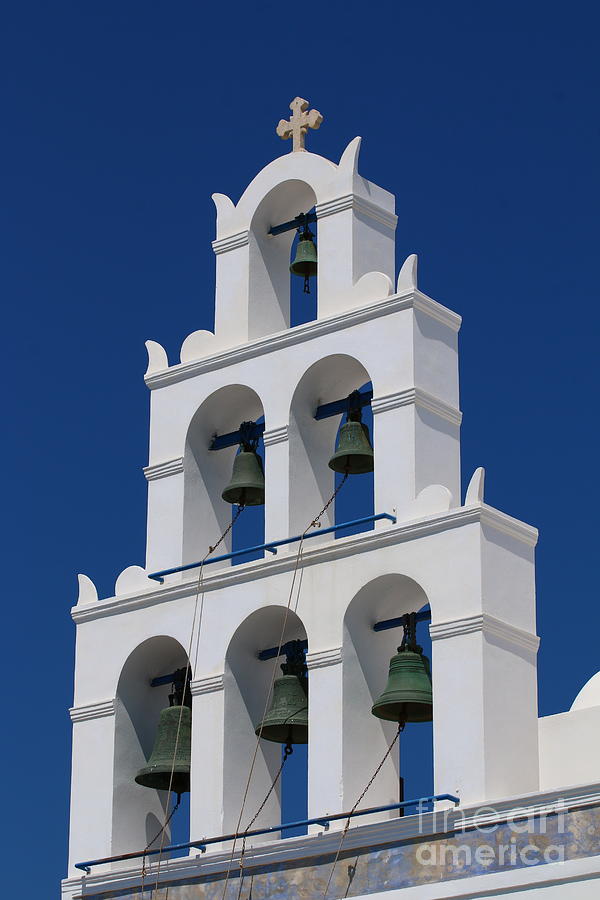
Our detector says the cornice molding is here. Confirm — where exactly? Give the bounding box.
[144,291,460,390]
[143,457,184,481]
[190,674,224,696]
[479,503,538,546]
[306,647,343,670]
[72,503,537,625]
[263,425,289,447]
[456,782,600,831]
[211,230,250,255]
[430,613,539,655]
[315,193,398,230]
[69,699,116,723]
[371,387,462,426]
[413,290,462,331]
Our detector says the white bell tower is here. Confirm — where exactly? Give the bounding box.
[66,98,597,900]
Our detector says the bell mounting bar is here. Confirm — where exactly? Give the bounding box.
[258,638,309,662]
[269,210,317,237]
[210,421,265,451]
[209,390,372,449]
[150,668,189,688]
[373,608,432,632]
[150,672,179,687]
[314,388,373,421]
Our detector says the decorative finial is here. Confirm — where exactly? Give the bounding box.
[276,97,323,152]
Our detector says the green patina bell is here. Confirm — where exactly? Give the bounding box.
[222,447,265,506]
[329,410,374,475]
[372,614,433,725]
[135,703,192,797]
[256,642,308,745]
[290,226,317,294]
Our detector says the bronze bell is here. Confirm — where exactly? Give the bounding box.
[290,225,317,294]
[328,408,374,475]
[371,613,433,726]
[255,641,308,746]
[222,423,265,506]
[135,671,192,798]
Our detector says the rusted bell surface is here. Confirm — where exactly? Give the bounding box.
[289,228,317,279]
[255,642,308,745]
[328,419,374,475]
[255,673,309,744]
[290,226,317,293]
[222,448,265,506]
[135,704,191,796]
[371,645,433,725]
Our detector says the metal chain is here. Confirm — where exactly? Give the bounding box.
[236,745,293,900]
[322,724,403,899]
[208,504,246,556]
[304,472,348,536]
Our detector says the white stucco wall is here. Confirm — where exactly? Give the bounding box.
[539,671,600,791]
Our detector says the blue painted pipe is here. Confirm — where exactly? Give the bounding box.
[74,793,459,873]
[148,512,396,583]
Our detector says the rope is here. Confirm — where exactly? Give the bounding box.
[147,504,246,898]
[321,723,403,900]
[220,472,349,900]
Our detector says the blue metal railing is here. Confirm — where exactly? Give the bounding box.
[75,793,459,873]
[148,512,396,583]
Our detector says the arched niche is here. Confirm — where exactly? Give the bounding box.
[342,575,430,819]
[223,606,307,838]
[183,385,264,566]
[288,354,373,539]
[112,636,190,858]
[248,180,317,340]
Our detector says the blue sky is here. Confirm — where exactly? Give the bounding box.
[2,2,599,894]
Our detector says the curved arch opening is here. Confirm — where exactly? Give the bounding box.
[289,355,374,540]
[343,576,432,820]
[112,636,191,858]
[224,606,308,839]
[249,180,317,340]
[184,385,265,568]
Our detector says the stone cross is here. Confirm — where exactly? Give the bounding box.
[276,97,323,152]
